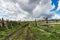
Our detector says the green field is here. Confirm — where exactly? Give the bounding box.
[0,21,60,40]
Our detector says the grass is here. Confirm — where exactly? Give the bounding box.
[0,22,27,40]
[30,22,60,40]
[18,27,28,40]
[0,21,60,40]
[31,26,60,40]
[0,25,20,40]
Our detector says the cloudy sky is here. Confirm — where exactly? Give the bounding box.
[0,0,60,21]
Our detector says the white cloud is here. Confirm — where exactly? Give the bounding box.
[33,0,60,20]
[0,0,60,21]
[0,0,30,21]
[33,0,52,18]
[52,13,60,19]
[57,0,60,10]
[17,0,29,4]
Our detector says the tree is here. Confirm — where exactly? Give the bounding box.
[1,18,5,30]
[35,19,37,26]
[45,17,48,24]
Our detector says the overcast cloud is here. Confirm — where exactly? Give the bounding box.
[0,0,60,21]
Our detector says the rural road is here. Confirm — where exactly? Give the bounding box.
[4,23,34,40]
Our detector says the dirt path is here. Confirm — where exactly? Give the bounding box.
[5,23,29,40]
[11,27,25,40]
[25,27,31,40]
[25,24,34,40]
[12,24,29,40]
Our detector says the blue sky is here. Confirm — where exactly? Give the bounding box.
[51,0,59,11]
[0,0,60,21]
[51,0,60,17]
